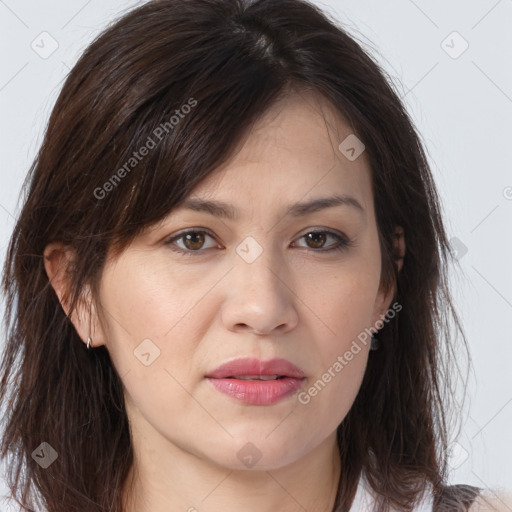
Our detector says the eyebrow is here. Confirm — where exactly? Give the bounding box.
[180,194,365,221]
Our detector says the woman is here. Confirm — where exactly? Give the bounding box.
[0,0,510,511]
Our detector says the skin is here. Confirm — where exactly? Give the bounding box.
[44,91,406,512]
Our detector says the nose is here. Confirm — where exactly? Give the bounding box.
[221,245,299,336]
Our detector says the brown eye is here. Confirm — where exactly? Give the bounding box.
[304,232,328,249]
[166,228,352,257]
[166,229,219,255]
[294,230,351,253]
[182,232,206,251]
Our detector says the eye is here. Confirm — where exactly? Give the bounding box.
[293,229,352,253]
[165,228,353,256]
[166,229,220,255]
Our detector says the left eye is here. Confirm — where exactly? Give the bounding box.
[293,230,349,252]
[165,229,351,256]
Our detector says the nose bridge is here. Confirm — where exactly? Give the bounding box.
[222,234,298,334]
[233,234,286,300]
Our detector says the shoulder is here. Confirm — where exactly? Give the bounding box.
[468,488,512,512]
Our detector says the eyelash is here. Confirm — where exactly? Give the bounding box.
[165,228,353,257]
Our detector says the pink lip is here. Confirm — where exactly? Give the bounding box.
[206,357,306,405]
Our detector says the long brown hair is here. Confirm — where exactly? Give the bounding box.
[0,1,471,511]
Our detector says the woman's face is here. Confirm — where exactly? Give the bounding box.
[86,93,395,470]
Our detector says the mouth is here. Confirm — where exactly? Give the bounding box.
[227,375,287,381]
[206,375,305,405]
[206,357,306,380]
[205,358,306,405]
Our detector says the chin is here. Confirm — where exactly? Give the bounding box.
[200,433,310,472]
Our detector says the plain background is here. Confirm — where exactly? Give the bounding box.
[0,0,511,508]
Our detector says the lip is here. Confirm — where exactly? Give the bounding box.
[206,357,306,405]
[207,357,306,379]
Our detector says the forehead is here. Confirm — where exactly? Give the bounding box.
[186,91,374,220]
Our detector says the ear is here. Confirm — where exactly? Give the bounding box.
[43,242,107,348]
[372,225,406,323]
[393,226,405,274]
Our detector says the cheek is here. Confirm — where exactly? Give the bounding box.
[96,260,210,433]
[295,275,376,432]
[297,257,380,411]
[96,254,214,383]
[307,256,381,344]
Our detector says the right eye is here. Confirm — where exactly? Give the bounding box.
[165,229,222,256]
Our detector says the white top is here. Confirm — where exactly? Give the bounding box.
[348,471,434,512]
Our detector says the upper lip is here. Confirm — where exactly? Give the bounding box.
[206,357,306,379]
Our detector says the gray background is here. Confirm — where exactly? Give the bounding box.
[1,0,511,507]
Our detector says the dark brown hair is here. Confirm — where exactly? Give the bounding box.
[0,0,473,511]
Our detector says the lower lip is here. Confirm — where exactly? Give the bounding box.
[206,377,305,405]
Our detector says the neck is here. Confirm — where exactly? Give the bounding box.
[122,425,342,512]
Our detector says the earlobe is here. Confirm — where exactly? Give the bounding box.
[43,242,106,348]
